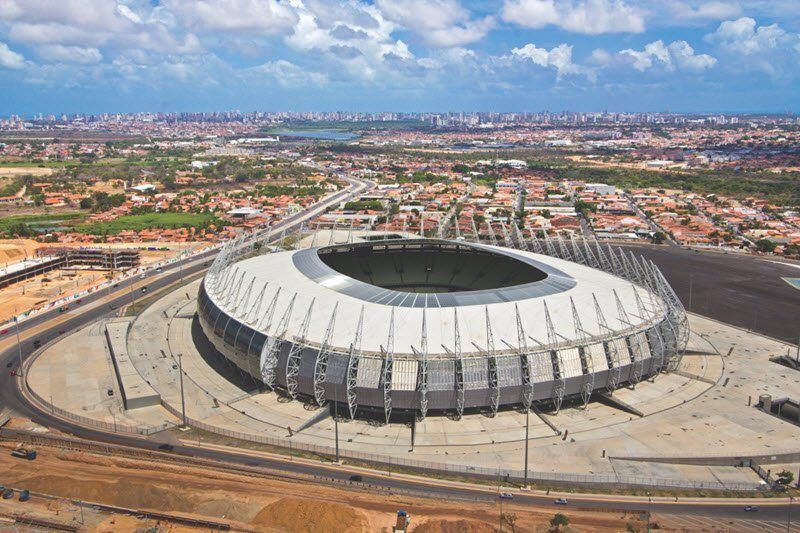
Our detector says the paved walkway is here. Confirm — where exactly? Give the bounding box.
[27,279,800,487]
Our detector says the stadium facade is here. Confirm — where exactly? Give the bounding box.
[198,229,688,422]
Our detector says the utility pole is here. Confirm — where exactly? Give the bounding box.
[647,493,652,532]
[788,495,793,533]
[14,311,23,377]
[178,353,187,428]
[334,400,340,462]
[523,408,530,488]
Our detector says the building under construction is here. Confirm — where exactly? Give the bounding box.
[0,247,140,289]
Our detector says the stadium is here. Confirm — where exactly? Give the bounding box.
[197,229,689,422]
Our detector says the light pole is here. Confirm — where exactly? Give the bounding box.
[334,400,340,462]
[788,495,794,533]
[647,493,652,533]
[14,312,23,377]
[523,408,530,488]
[178,353,187,428]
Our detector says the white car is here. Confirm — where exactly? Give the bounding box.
[499,493,514,500]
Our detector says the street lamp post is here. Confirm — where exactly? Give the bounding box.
[788,495,794,533]
[178,353,187,428]
[647,493,652,533]
[334,400,340,462]
[14,313,23,377]
[523,408,530,488]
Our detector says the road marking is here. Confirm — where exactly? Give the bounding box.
[781,277,800,290]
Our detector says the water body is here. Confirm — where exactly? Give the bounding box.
[273,129,358,141]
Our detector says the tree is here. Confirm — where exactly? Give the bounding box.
[652,231,667,245]
[755,238,776,253]
[550,513,569,530]
[79,197,93,209]
[776,470,794,485]
[501,512,517,532]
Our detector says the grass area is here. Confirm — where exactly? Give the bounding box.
[76,212,220,235]
[0,212,86,233]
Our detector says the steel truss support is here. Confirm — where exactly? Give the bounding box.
[470,217,480,244]
[526,223,544,254]
[605,244,624,277]
[246,282,269,325]
[381,309,395,424]
[485,221,498,246]
[543,301,565,413]
[499,221,514,248]
[556,233,572,261]
[257,287,281,331]
[484,306,500,416]
[453,308,465,420]
[417,307,429,419]
[346,306,365,419]
[515,304,534,411]
[232,276,255,317]
[260,293,296,390]
[310,221,320,248]
[583,237,600,269]
[328,220,338,246]
[313,302,339,406]
[569,234,588,265]
[286,298,315,399]
[513,222,530,252]
[543,231,557,257]
[595,293,621,391]
[594,241,611,272]
[614,289,643,387]
[570,297,595,408]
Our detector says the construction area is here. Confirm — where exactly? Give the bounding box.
[0,239,201,323]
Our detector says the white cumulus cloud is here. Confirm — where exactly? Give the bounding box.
[36,44,102,64]
[0,41,25,69]
[511,43,584,78]
[502,0,645,34]
[619,39,716,72]
[375,0,494,47]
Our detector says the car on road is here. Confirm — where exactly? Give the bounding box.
[2,488,13,499]
[554,498,568,505]
[744,505,759,512]
[348,475,363,482]
[499,493,514,500]
[141,287,148,293]
[157,444,174,451]
[57,329,65,335]
[32,340,41,348]
[18,490,29,502]
[0,329,8,335]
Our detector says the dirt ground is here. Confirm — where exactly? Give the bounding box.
[0,240,203,323]
[0,166,55,177]
[0,441,649,532]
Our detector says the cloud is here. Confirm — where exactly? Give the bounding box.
[162,0,298,34]
[664,1,741,21]
[0,41,25,69]
[618,40,716,72]
[705,17,800,74]
[375,0,494,47]
[36,44,102,64]
[511,43,584,78]
[502,0,645,34]
[244,59,327,86]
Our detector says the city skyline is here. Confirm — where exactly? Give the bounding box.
[0,1,799,115]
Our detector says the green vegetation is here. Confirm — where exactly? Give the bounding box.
[0,212,86,237]
[755,238,776,253]
[344,200,383,211]
[76,212,220,235]
[550,513,570,528]
[255,184,325,197]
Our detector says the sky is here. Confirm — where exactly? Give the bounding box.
[0,0,799,115]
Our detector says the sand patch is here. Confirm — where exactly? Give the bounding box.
[412,518,498,532]
[251,497,366,532]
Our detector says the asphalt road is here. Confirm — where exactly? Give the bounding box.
[621,244,800,344]
[0,183,795,523]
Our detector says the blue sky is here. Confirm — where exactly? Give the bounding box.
[0,0,799,115]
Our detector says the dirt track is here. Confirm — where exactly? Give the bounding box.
[0,441,648,532]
